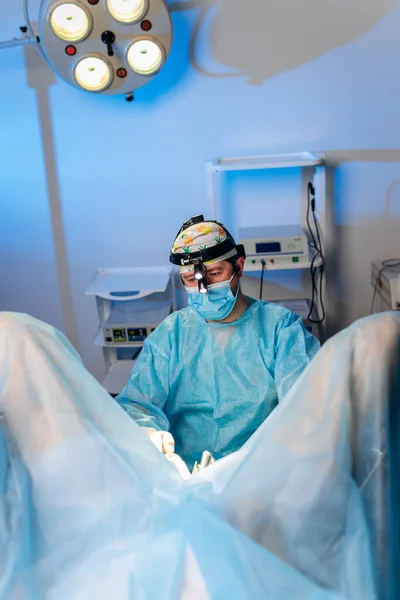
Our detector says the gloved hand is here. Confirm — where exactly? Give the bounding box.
[143,428,190,479]
[143,427,175,454]
[164,452,191,480]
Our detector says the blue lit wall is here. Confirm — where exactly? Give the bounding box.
[1,0,400,379]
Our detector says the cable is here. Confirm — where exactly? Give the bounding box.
[306,183,325,323]
[312,201,325,320]
[307,182,320,320]
[260,259,266,300]
[370,259,400,314]
[306,182,320,319]
[306,186,320,320]
[306,183,318,252]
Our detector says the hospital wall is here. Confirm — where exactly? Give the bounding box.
[1,0,400,381]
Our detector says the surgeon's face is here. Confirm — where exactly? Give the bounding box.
[181,258,244,293]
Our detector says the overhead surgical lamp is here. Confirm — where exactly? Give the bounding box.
[6,0,173,100]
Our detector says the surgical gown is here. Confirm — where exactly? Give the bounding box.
[0,311,399,600]
[116,298,320,468]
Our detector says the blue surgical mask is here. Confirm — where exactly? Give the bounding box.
[186,274,238,321]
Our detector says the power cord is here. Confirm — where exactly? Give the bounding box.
[306,183,326,323]
[306,182,318,253]
[370,259,400,314]
[310,204,326,323]
[260,259,266,300]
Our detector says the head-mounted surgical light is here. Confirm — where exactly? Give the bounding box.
[194,263,204,281]
[192,259,208,293]
[38,0,172,99]
[198,280,208,295]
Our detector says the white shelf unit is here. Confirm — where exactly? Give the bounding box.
[86,266,177,395]
[209,152,324,171]
[205,152,333,338]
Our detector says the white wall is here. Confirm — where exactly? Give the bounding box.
[1,0,400,381]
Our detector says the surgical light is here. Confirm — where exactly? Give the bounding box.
[127,39,163,75]
[39,0,172,99]
[74,56,112,91]
[199,281,208,295]
[194,263,204,281]
[50,3,91,42]
[107,0,147,24]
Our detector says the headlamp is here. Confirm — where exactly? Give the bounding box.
[198,280,208,294]
[194,263,204,281]
[191,259,208,293]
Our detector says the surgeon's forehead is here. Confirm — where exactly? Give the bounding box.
[206,262,225,271]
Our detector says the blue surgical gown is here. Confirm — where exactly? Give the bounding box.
[116,298,320,468]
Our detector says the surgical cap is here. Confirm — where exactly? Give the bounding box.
[171,221,238,272]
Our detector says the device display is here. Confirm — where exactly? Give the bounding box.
[127,328,147,342]
[255,242,281,254]
[103,325,158,345]
[113,328,127,342]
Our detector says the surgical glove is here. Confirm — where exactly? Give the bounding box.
[143,428,175,454]
[164,453,191,480]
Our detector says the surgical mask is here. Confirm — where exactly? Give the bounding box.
[186,274,238,321]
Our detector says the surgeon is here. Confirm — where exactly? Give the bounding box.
[116,215,320,469]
